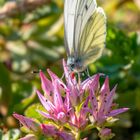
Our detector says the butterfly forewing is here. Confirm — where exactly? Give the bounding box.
[64,0,97,57]
[64,0,79,56]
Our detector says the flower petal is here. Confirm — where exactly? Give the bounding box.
[104,85,117,113]
[41,124,56,136]
[19,134,37,140]
[98,128,114,139]
[80,96,90,118]
[39,71,53,101]
[37,110,57,121]
[13,113,40,132]
[64,92,71,111]
[100,77,110,98]
[47,69,60,83]
[57,131,75,140]
[82,74,100,91]
[107,108,129,117]
[100,128,111,136]
[89,88,98,121]
[53,80,65,112]
[36,90,56,112]
[98,77,110,116]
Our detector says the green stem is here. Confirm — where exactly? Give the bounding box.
[75,131,81,140]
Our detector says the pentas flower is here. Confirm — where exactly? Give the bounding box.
[98,128,114,140]
[37,71,71,123]
[13,113,41,133]
[36,60,94,123]
[13,60,129,140]
[69,97,90,129]
[89,76,129,127]
[63,59,96,106]
[13,113,74,140]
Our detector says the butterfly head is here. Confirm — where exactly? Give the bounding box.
[67,57,86,72]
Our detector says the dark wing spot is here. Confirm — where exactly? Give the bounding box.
[85,5,88,10]
[75,58,81,63]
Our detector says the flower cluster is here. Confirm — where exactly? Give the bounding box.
[14,60,129,140]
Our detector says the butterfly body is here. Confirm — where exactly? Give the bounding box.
[67,56,85,72]
[64,0,107,73]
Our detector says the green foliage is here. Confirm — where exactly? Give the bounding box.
[0,129,20,140]
[0,0,140,139]
[24,103,45,122]
[0,63,11,105]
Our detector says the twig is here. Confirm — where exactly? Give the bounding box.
[0,0,50,20]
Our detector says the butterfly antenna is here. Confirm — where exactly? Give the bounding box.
[31,70,40,74]
[31,68,46,74]
[82,68,92,80]
[85,68,90,78]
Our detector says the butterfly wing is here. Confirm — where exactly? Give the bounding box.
[64,0,97,57]
[78,7,107,67]
[64,0,78,56]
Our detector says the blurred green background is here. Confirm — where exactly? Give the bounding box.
[0,0,140,139]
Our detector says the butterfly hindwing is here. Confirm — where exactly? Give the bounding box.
[78,7,106,66]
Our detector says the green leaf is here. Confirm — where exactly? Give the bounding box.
[0,63,11,107]
[134,133,140,140]
[11,81,35,113]
[24,103,46,122]
[0,129,2,140]
[1,129,20,140]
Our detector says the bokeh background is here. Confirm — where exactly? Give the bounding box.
[0,0,140,139]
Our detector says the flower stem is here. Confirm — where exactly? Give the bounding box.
[75,131,81,140]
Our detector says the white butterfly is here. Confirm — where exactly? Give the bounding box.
[64,0,107,73]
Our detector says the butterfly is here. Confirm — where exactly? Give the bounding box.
[64,0,107,73]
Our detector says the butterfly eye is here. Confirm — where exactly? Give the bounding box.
[75,58,80,63]
[70,64,75,68]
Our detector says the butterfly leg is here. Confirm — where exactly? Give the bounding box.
[61,73,65,80]
[77,72,82,85]
[85,68,90,78]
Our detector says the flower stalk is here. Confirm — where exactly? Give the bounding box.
[75,131,81,140]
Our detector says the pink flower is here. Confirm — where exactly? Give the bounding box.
[56,131,75,140]
[41,124,75,140]
[89,76,129,126]
[19,134,37,140]
[41,124,57,136]
[37,70,71,123]
[98,128,115,139]
[13,60,129,140]
[37,60,101,125]
[69,97,90,129]
[100,128,112,136]
[13,113,41,133]
[63,59,99,106]
[13,113,74,140]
